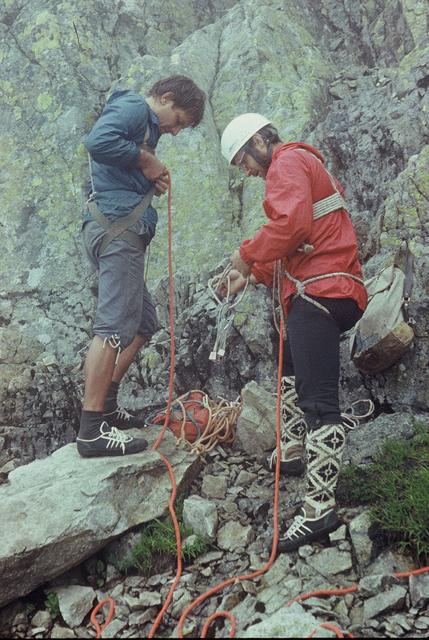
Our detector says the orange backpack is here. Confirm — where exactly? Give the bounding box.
[149,390,241,453]
[150,390,211,443]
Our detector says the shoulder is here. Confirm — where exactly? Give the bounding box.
[104,90,150,122]
[268,145,314,181]
[107,90,146,105]
[276,144,323,166]
[106,90,148,113]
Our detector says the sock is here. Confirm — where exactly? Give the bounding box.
[104,381,120,414]
[79,410,104,438]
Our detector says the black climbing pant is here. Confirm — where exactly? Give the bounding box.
[283,296,363,430]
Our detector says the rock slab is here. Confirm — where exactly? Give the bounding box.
[0,429,200,606]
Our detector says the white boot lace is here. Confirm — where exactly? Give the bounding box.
[285,514,306,539]
[77,422,133,454]
[268,448,278,467]
[102,425,133,453]
[115,407,133,421]
[267,428,304,468]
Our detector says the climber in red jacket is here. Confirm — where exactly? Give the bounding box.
[219,113,367,552]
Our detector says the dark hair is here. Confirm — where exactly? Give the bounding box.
[148,75,206,127]
[255,124,282,145]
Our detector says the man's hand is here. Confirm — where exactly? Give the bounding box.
[230,249,252,277]
[137,148,168,183]
[217,269,247,298]
[153,173,170,196]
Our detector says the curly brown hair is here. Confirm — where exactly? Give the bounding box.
[149,75,206,127]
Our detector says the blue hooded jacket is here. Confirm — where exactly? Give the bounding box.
[84,90,161,240]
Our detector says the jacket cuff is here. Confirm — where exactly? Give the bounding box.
[249,266,263,285]
[239,242,254,265]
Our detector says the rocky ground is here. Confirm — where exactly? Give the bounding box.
[1,433,429,639]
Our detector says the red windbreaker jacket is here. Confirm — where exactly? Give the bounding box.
[239,143,367,313]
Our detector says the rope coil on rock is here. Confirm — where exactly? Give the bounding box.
[172,390,241,454]
[150,389,242,454]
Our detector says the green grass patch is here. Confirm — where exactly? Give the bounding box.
[44,592,60,619]
[117,496,208,575]
[338,421,429,563]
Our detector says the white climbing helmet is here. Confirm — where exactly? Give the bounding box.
[221,113,272,165]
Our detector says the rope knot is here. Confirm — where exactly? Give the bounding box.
[296,281,306,296]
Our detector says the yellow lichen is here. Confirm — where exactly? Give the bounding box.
[36,92,53,111]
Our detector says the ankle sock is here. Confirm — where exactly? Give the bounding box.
[79,410,105,438]
[104,381,120,413]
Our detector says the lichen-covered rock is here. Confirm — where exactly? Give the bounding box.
[241,602,333,638]
[0,0,428,430]
[0,427,200,607]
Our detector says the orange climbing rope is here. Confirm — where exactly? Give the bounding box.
[145,173,186,639]
[309,622,354,638]
[90,173,182,639]
[90,597,115,639]
[175,318,285,638]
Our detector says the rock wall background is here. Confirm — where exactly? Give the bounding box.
[0,0,429,471]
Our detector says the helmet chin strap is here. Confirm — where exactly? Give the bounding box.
[244,138,273,168]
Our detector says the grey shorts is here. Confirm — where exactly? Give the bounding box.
[82,220,159,349]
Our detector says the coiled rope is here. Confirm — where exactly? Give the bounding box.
[172,390,241,454]
[208,264,249,361]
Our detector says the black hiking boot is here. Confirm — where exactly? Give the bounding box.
[263,448,306,476]
[77,411,148,457]
[277,507,341,553]
[103,406,147,430]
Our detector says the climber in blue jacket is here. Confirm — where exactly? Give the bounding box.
[77,75,205,458]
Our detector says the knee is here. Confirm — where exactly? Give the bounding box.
[135,334,148,349]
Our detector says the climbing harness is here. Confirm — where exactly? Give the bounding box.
[209,150,355,352]
[278,147,364,314]
[86,153,154,255]
[285,151,364,314]
[284,269,365,314]
[208,263,249,361]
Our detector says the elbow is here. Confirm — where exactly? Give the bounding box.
[85,135,111,165]
[85,130,110,160]
[84,132,98,157]
[295,220,313,245]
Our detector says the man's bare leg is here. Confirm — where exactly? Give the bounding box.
[112,334,147,384]
[103,334,148,428]
[77,335,148,457]
[83,335,117,411]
